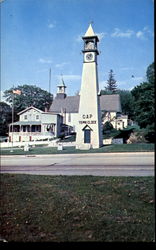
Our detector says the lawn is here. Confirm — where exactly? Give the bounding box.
[0,174,155,242]
[0,143,154,155]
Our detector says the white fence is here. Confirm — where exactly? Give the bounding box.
[0,139,77,149]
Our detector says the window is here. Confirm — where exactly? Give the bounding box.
[24,115,27,120]
[36,115,39,120]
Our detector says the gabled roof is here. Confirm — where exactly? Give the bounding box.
[49,94,122,113]
[49,96,80,113]
[100,94,122,112]
[18,106,44,115]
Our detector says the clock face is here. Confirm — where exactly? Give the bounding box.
[85,53,94,62]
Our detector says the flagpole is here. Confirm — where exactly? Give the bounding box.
[11,86,14,152]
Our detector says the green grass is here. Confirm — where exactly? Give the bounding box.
[0,143,154,155]
[0,174,155,242]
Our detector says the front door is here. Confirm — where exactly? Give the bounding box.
[84,129,91,143]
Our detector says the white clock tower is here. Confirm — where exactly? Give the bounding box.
[76,24,103,149]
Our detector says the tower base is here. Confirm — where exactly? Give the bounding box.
[76,143,103,150]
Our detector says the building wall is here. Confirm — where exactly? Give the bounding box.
[64,112,79,132]
[20,109,41,121]
[9,108,62,142]
[56,115,63,137]
[41,113,57,123]
[61,111,128,132]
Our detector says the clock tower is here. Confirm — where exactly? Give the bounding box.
[76,24,103,149]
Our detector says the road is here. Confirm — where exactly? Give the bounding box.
[1,152,154,176]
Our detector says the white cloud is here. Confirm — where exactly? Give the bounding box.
[57,74,81,81]
[96,32,107,41]
[38,58,52,64]
[48,23,55,29]
[143,26,154,37]
[136,31,145,39]
[132,76,144,82]
[111,28,134,38]
[75,34,83,42]
[120,67,134,71]
[118,76,145,88]
[76,32,107,42]
[136,26,154,39]
[111,27,153,40]
[55,62,69,68]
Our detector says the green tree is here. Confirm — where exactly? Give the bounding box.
[131,62,154,142]
[3,85,53,114]
[105,69,118,93]
[103,121,113,131]
[146,62,154,84]
[131,81,154,128]
[117,89,134,119]
[0,102,12,136]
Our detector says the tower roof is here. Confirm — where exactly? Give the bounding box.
[84,23,96,37]
[83,23,99,41]
[57,78,66,88]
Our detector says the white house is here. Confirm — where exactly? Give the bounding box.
[9,106,63,142]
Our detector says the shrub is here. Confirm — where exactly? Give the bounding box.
[127,130,147,144]
[103,121,113,134]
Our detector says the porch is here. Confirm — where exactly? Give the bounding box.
[9,121,56,142]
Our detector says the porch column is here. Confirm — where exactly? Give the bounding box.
[41,124,44,133]
[19,125,21,142]
[9,125,11,142]
[29,125,32,141]
[53,124,56,136]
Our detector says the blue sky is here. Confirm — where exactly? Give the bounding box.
[1,0,154,98]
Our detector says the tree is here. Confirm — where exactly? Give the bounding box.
[103,121,113,131]
[3,85,53,114]
[131,82,154,128]
[131,62,154,132]
[117,89,134,119]
[146,62,154,84]
[0,102,12,136]
[105,69,118,93]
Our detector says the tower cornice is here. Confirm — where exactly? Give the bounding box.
[82,35,99,42]
[82,49,99,55]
